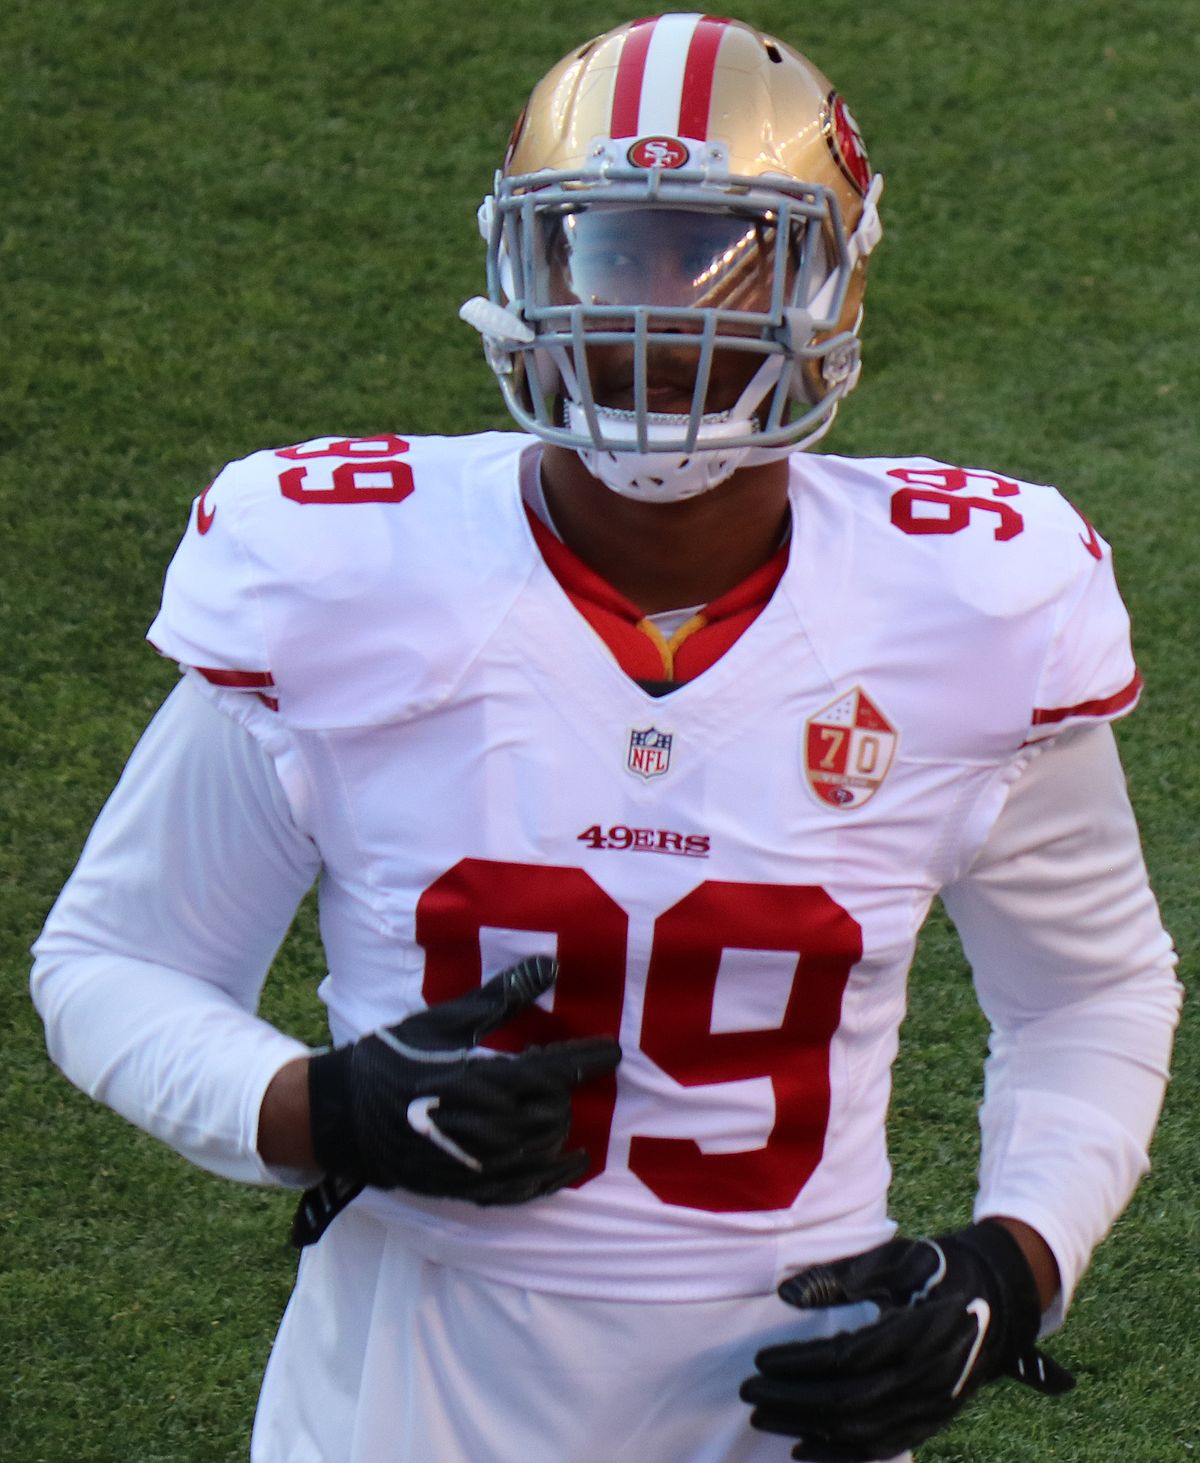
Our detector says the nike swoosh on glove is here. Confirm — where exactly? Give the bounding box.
[740,1220,1075,1461]
[292,956,620,1245]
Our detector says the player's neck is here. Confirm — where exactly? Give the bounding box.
[539,447,793,616]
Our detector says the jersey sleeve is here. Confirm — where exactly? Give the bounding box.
[147,453,279,703]
[940,725,1181,1328]
[145,434,538,729]
[793,457,1145,763]
[30,679,322,1184]
[1027,514,1142,740]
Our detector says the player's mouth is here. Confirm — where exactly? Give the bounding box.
[587,344,760,417]
[609,384,697,414]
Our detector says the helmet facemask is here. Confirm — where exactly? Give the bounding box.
[459,16,883,502]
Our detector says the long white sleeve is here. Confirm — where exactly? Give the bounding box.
[30,678,322,1184]
[941,724,1181,1328]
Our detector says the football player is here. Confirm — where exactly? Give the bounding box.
[31,15,1180,1463]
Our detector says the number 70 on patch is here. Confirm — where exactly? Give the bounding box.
[803,687,898,810]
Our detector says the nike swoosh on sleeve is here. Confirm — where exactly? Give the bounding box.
[196,483,217,535]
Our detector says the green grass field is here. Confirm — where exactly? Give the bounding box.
[2,0,1195,1458]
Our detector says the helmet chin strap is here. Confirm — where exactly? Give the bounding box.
[565,355,790,504]
[566,402,750,502]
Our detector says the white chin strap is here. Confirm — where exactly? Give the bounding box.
[567,401,754,502]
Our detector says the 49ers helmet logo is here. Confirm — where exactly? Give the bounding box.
[826,93,871,196]
[627,136,690,169]
[804,687,898,810]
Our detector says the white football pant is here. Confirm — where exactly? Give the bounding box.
[252,1206,910,1463]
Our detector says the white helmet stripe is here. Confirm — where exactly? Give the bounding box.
[636,13,703,137]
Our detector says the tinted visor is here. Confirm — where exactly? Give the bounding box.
[540,207,797,315]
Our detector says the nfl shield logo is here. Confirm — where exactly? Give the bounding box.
[627,726,673,780]
[804,688,898,810]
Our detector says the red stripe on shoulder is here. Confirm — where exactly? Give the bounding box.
[1032,670,1143,725]
[196,666,277,690]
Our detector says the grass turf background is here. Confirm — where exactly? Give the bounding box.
[2,0,1195,1457]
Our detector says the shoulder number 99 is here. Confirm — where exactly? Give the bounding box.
[416,859,862,1214]
[888,465,1025,541]
[274,436,414,505]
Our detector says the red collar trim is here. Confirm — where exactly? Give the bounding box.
[525,503,789,683]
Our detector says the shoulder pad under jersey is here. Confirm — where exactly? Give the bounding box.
[787,455,1141,755]
[148,432,539,728]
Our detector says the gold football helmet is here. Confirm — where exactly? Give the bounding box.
[460,14,883,501]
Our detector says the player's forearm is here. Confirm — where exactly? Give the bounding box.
[32,949,310,1183]
[31,679,327,1184]
[944,726,1181,1317]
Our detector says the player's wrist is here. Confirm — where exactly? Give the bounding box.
[258,1055,319,1171]
[940,1220,1043,1357]
[986,1215,1061,1312]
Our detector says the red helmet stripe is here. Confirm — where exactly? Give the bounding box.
[676,15,730,139]
[610,17,657,139]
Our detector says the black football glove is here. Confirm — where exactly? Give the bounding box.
[740,1220,1075,1462]
[291,956,620,1246]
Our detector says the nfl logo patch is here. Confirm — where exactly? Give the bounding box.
[627,726,673,780]
[804,688,898,810]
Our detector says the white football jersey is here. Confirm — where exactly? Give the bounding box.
[138,430,1147,1301]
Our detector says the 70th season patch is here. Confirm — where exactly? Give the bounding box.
[804,688,898,809]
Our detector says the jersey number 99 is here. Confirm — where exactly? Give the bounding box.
[417,860,862,1214]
